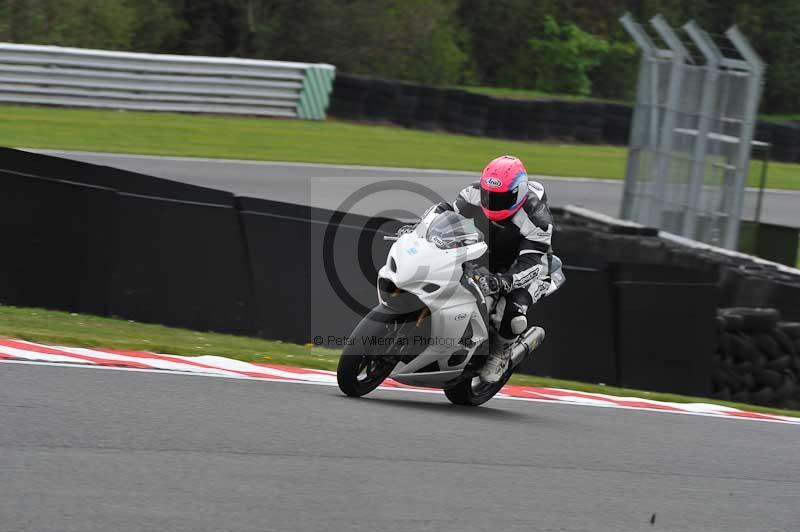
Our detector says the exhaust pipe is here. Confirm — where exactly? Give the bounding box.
[510,327,546,368]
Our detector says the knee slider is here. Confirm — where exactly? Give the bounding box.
[510,315,528,335]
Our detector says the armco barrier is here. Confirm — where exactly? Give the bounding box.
[0,43,335,120]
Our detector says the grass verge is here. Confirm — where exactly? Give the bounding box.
[1,104,799,190]
[460,86,619,102]
[1,304,797,418]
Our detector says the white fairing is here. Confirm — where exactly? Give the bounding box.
[377,208,490,387]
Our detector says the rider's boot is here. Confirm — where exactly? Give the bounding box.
[479,331,516,383]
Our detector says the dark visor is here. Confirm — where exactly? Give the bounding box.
[481,186,518,211]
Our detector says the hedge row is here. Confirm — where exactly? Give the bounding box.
[713,308,800,409]
[329,74,800,162]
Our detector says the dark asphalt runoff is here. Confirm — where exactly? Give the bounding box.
[1,363,798,532]
[30,149,800,227]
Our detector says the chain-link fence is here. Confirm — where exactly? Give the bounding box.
[620,14,765,249]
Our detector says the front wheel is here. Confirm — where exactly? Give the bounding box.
[337,351,397,397]
[337,307,420,397]
[444,370,513,406]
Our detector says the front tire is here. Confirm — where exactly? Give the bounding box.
[337,351,397,397]
[444,369,513,406]
[337,307,419,397]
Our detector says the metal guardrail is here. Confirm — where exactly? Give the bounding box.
[0,43,335,120]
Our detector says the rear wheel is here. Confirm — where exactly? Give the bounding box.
[444,369,513,406]
[336,307,421,397]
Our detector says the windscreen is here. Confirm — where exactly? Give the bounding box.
[425,211,484,249]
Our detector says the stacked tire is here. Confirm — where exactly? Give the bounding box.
[550,101,605,143]
[392,83,419,128]
[503,100,532,140]
[458,92,491,136]
[414,86,445,131]
[765,122,800,163]
[364,78,400,122]
[327,74,800,158]
[526,100,554,141]
[724,266,800,323]
[441,89,468,134]
[328,74,371,120]
[603,103,632,145]
[712,308,800,408]
[484,98,516,139]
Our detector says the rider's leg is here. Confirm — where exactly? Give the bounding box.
[479,288,533,383]
[498,288,534,338]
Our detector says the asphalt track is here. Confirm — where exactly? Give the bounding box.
[2,363,798,532]
[30,149,800,227]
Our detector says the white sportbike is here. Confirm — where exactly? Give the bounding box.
[336,207,565,406]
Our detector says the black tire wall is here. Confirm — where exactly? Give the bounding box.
[329,74,798,160]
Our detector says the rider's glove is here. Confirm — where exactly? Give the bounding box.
[476,273,512,297]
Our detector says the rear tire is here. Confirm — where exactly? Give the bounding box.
[444,369,513,406]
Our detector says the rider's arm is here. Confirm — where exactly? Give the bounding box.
[452,183,481,219]
[499,194,553,298]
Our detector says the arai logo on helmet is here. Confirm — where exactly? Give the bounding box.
[484,177,503,188]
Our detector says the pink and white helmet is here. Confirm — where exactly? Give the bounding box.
[479,155,529,221]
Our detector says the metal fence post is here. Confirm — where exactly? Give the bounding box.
[682,21,721,241]
[619,13,662,221]
[724,26,766,249]
[647,15,688,228]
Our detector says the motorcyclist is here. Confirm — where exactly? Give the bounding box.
[453,155,556,383]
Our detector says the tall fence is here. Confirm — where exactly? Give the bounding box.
[620,14,765,250]
[0,43,335,119]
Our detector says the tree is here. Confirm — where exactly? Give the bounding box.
[457,0,556,87]
[752,0,800,113]
[5,0,137,50]
[529,16,609,96]
[126,0,184,53]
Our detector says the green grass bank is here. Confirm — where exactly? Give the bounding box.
[1,105,799,190]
